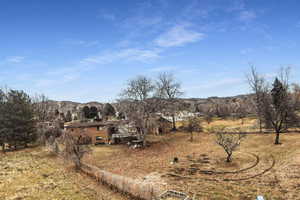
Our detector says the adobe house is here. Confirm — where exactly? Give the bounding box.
[64,121,118,144]
[147,116,173,135]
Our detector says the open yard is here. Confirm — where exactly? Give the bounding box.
[0,147,128,200]
[85,130,300,200]
[2,118,300,200]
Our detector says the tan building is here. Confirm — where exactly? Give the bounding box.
[64,121,117,144]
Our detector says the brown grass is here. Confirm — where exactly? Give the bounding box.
[0,147,128,200]
[85,126,300,199]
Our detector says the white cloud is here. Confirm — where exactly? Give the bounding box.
[5,56,25,63]
[239,10,257,22]
[62,39,99,47]
[240,48,253,55]
[154,24,204,47]
[149,66,177,72]
[35,73,81,88]
[81,48,161,64]
[101,13,116,21]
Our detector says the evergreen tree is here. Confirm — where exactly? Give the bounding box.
[102,103,116,119]
[89,106,98,119]
[0,89,37,151]
[65,110,72,122]
[271,78,289,144]
[82,106,90,119]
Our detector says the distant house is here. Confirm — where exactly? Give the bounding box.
[64,121,118,144]
[64,120,138,145]
[148,116,173,135]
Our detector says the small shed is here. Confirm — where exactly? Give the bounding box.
[148,116,173,135]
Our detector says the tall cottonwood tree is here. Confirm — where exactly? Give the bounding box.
[120,75,155,146]
[156,72,183,131]
[247,66,267,132]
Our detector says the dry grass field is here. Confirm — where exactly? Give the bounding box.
[2,118,300,200]
[84,119,300,200]
[0,147,128,200]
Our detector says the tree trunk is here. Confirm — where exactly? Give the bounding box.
[190,131,193,142]
[274,131,280,145]
[172,114,176,131]
[74,158,81,171]
[226,153,232,162]
[259,118,262,133]
[141,128,147,147]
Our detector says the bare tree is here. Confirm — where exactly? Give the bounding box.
[184,116,202,142]
[215,128,246,162]
[247,67,299,144]
[61,131,91,170]
[0,88,6,152]
[156,72,184,131]
[120,75,155,146]
[204,111,214,125]
[32,94,53,122]
[291,83,300,111]
[247,66,267,132]
[234,103,248,125]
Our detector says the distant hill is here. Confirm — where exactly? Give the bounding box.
[47,94,253,115]
[46,100,104,114]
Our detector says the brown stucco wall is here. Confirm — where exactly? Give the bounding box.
[67,126,109,144]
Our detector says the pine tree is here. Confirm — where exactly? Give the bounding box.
[270,78,289,144]
[0,89,37,151]
[65,110,72,122]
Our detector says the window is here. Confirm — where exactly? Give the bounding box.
[97,126,102,131]
[96,136,103,140]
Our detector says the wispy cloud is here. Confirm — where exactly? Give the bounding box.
[226,0,245,12]
[5,56,25,63]
[81,48,161,65]
[99,12,116,21]
[239,10,257,22]
[154,24,204,48]
[62,39,99,47]
[240,48,253,55]
[35,69,82,88]
[148,66,177,72]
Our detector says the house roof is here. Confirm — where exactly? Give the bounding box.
[64,121,122,128]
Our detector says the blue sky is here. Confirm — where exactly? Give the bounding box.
[0,0,300,102]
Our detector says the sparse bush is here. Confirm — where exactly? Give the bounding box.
[61,131,91,170]
[184,116,202,142]
[214,128,246,162]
